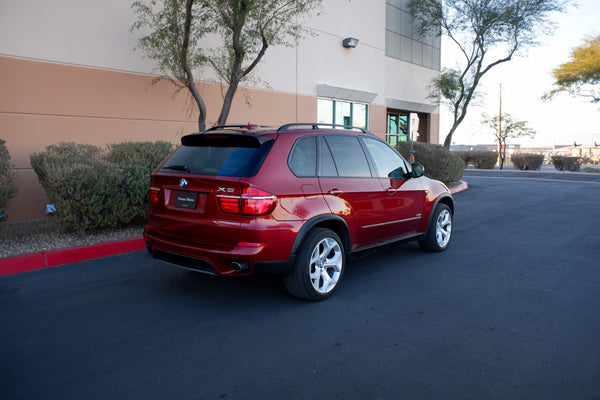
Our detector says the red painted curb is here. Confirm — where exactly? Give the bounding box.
[0,237,146,277]
[0,253,47,276]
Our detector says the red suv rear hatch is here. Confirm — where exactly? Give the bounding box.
[149,175,243,248]
[147,132,275,249]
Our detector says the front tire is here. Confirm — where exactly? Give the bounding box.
[284,228,345,301]
[419,203,452,252]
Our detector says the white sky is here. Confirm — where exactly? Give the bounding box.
[439,0,600,147]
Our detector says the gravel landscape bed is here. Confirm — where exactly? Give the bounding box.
[0,219,144,259]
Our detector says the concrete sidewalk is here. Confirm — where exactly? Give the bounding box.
[463,167,600,182]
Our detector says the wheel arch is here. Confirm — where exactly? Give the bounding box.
[290,214,350,257]
[437,194,454,215]
[422,194,454,233]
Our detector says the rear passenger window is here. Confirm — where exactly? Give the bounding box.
[289,136,317,177]
[324,136,372,177]
[319,136,338,177]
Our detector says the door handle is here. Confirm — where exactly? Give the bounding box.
[328,189,343,196]
[386,187,400,193]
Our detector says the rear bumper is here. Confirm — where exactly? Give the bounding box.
[144,228,295,277]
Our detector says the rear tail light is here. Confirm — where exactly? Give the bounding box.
[149,188,160,207]
[217,186,276,216]
[219,196,241,214]
[241,186,276,215]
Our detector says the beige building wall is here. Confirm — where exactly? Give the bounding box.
[1,0,439,223]
[0,56,322,222]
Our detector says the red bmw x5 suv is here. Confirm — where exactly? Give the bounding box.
[144,123,454,300]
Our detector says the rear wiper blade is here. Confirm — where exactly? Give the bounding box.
[162,164,191,173]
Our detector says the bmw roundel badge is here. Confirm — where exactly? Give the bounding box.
[179,178,188,190]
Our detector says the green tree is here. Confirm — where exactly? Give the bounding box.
[545,34,600,103]
[131,0,321,131]
[482,112,536,169]
[409,0,569,149]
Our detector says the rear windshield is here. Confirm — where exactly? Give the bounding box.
[161,134,274,177]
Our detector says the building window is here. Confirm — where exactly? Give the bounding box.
[317,98,368,129]
[387,113,408,146]
[385,0,441,70]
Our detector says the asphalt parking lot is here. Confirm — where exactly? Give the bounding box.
[1,170,599,400]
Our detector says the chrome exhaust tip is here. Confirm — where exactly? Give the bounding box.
[231,261,249,272]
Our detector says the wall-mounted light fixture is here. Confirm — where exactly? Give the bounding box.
[342,37,359,48]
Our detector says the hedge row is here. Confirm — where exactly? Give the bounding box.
[397,142,465,185]
[31,141,174,232]
[0,139,19,221]
[551,155,582,172]
[583,166,600,173]
[454,150,497,169]
[511,153,544,170]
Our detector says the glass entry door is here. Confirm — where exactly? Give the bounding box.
[386,113,409,146]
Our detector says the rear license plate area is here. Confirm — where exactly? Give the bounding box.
[174,191,199,209]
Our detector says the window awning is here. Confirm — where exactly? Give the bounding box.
[317,84,378,103]
[386,98,438,114]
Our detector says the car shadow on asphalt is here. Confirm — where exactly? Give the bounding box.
[157,265,295,304]
[148,240,432,304]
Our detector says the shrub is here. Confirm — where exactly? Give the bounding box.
[54,160,130,231]
[583,166,600,173]
[454,150,497,169]
[31,141,174,232]
[0,139,19,221]
[551,155,582,172]
[397,142,465,185]
[511,153,544,170]
[30,142,103,197]
[106,141,175,222]
[454,151,469,165]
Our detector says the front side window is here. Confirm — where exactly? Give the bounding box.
[362,137,408,178]
[318,98,369,129]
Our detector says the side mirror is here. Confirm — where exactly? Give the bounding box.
[389,167,406,179]
[411,163,425,178]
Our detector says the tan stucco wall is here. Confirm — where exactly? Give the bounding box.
[429,112,440,145]
[369,104,387,139]
[1,56,437,223]
[0,57,320,222]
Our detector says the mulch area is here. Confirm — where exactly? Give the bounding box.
[0,219,144,259]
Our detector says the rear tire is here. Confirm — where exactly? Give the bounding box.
[418,203,452,252]
[283,228,345,301]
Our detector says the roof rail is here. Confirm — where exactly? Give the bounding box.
[277,123,372,134]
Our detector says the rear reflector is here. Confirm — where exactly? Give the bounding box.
[238,242,264,248]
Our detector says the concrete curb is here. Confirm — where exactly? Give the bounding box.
[0,238,145,277]
[450,180,468,194]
